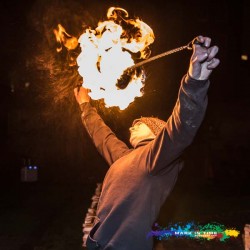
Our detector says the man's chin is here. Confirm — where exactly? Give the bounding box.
[130,138,154,148]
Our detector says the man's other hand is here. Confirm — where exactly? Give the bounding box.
[74,86,91,105]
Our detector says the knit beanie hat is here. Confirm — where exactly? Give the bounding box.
[132,117,167,136]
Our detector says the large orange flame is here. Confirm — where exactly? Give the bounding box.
[54,7,155,110]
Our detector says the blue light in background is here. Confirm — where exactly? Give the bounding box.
[27,166,38,170]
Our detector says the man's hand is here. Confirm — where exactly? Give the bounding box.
[188,35,220,80]
[74,86,91,105]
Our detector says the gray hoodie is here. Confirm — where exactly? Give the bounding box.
[80,74,210,250]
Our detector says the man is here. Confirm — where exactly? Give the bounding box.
[74,35,220,250]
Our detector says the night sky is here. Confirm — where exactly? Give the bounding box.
[2,0,250,189]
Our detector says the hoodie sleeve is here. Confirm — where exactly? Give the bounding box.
[80,103,130,166]
[144,74,210,175]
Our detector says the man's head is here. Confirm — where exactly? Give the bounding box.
[129,117,166,148]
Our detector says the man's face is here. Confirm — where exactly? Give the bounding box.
[129,122,156,148]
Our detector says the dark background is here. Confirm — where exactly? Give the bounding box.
[1,0,250,249]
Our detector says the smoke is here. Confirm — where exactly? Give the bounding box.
[27,0,93,102]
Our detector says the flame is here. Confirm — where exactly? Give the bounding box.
[53,24,78,52]
[77,7,155,110]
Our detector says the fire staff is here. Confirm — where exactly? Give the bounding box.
[74,35,220,250]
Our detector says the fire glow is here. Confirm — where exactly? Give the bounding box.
[54,7,155,110]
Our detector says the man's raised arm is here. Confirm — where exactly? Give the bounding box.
[74,87,130,166]
[144,36,220,174]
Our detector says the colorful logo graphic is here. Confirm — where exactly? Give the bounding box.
[147,222,240,242]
